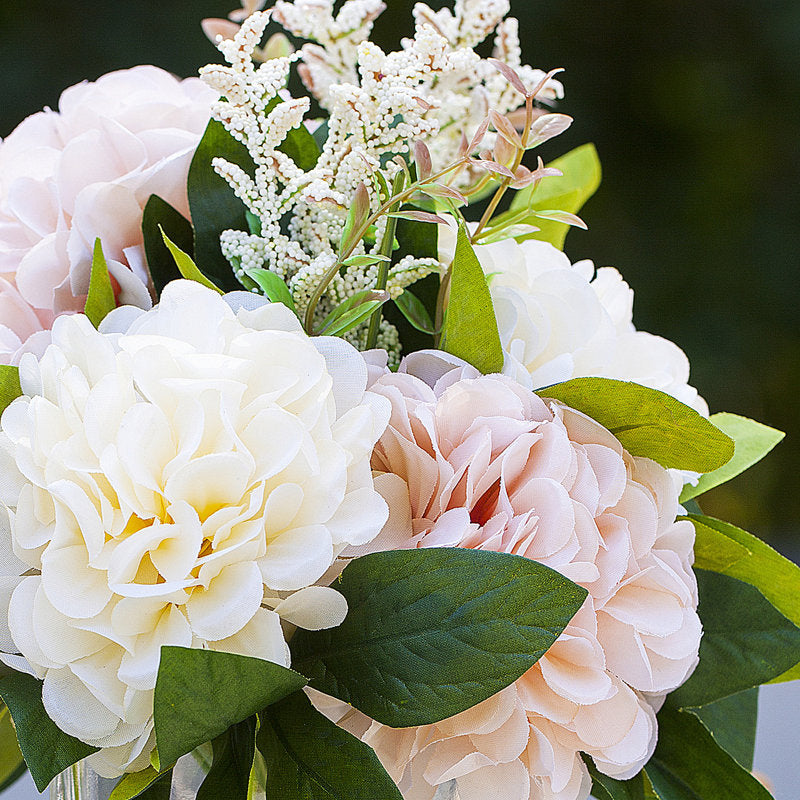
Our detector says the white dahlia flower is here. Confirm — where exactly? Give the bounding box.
[438,226,707,415]
[0,66,215,363]
[321,356,701,800]
[0,281,390,776]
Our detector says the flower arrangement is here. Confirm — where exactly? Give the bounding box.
[0,2,796,800]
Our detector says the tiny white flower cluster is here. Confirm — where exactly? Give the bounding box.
[277,0,564,185]
[200,8,478,358]
[199,1,565,360]
[272,0,387,102]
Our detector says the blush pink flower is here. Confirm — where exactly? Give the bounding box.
[0,66,215,363]
[323,355,701,800]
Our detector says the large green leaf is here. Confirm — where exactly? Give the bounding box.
[669,569,800,709]
[85,238,117,328]
[187,119,255,292]
[0,701,25,792]
[0,672,97,791]
[196,718,257,800]
[141,195,193,296]
[291,548,587,727]
[688,514,800,682]
[0,365,22,417]
[685,688,758,770]
[507,142,601,249]
[153,647,306,768]
[540,378,734,472]
[256,690,403,800]
[680,413,784,501]
[644,705,772,800]
[439,224,504,374]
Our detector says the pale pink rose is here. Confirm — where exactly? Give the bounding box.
[322,359,700,800]
[0,66,215,363]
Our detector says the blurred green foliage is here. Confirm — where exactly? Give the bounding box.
[1,0,798,557]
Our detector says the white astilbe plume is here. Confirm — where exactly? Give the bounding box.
[275,0,564,185]
[273,0,387,102]
[199,11,478,359]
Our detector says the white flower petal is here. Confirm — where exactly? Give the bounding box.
[259,525,333,591]
[210,607,290,667]
[274,586,348,630]
[186,562,263,641]
[42,666,121,741]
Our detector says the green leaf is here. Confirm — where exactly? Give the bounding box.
[0,365,22,417]
[136,770,173,800]
[256,690,403,800]
[341,254,391,268]
[689,515,752,573]
[388,210,449,225]
[316,289,388,336]
[339,183,371,255]
[539,378,734,472]
[197,718,256,800]
[311,120,329,151]
[644,705,772,800]
[317,300,386,337]
[160,228,223,294]
[685,688,758,770]
[141,195,193,297]
[245,268,297,314]
[0,672,97,791]
[669,569,800,708]
[531,209,587,229]
[508,142,601,249]
[0,701,25,792]
[681,497,703,516]
[584,757,648,800]
[187,119,255,293]
[417,182,467,206]
[439,224,504,374]
[153,647,306,768]
[291,547,587,727]
[279,118,321,173]
[381,218,439,352]
[687,514,800,682]
[680,413,784,501]
[109,766,171,800]
[395,289,438,334]
[85,239,117,328]
[395,211,439,262]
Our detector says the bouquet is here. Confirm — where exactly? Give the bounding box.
[0,2,796,799]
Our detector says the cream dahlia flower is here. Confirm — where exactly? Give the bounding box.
[438,226,707,415]
[324,356,700,800]
[0,66,215,363]
[0,281,390,776]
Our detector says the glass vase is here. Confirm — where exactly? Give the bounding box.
[433,780,459,799]
[49,755,208,800]
[50,758,459,799]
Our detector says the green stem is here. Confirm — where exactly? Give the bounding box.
[303,156,469,333]
[469,96,536,244]
[365,171,405,349]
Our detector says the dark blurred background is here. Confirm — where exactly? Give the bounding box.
[1,0,798,559]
